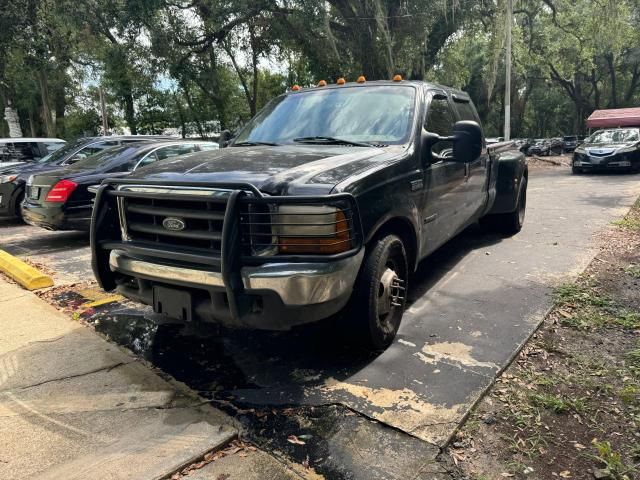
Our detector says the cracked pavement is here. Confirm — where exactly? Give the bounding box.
[2,167,640,479]
[0,279,237,479]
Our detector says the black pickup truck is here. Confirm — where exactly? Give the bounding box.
[91,80,527,350]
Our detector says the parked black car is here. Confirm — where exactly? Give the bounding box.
[527,139,550,156]
[562,135,579,153]
[0,135,174,219]
[91,79,527,350]
[21,140,218,230]
[572,128,640,174]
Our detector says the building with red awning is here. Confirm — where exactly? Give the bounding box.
[587,107,640,129]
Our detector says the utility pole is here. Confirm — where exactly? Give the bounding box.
[504,0,513,141]
[99,87,109,136]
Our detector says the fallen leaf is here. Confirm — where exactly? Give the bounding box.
[287,435,306,445]
[559,471,571,478]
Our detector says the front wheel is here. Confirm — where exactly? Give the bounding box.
[572,166,582,174]
[349,234,408,350]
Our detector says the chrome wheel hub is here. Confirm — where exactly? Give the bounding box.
[377,268,406,316]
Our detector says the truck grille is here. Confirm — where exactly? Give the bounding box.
[116,186,232,268]
[104,183,362,270]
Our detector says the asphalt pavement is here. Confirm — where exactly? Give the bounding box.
[2,166,639,479]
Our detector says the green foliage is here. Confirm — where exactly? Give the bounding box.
[591,440,636,479]
[3,0,640,139]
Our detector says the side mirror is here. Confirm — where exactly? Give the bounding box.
[218,130,233,148]
[420,131,440,166]
[452,121,482,163]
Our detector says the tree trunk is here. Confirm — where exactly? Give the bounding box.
[605,53,617,108]
[39,72,55,137]
[182,84,205,138]
[175,94,187,138]
[123,91,137,135]
[54,89,66,139]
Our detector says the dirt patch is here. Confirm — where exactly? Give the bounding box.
[527,154,572,170]
[448,198,640,479]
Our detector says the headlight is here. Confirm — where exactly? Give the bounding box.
[274,205,352,254]
[0,174,17,184]
[574,147,586,155]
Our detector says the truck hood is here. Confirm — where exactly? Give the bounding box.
[124,144,404,195]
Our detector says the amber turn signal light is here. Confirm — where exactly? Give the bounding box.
[337,78,346,85]
[317,80,327,87]
[356,76,366,83]
[291,85,301,91]
[279,210,351,255]
[393,74,402,82]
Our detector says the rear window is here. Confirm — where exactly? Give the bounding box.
[563,136,577,141]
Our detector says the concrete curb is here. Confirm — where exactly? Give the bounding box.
[0,249,53,290]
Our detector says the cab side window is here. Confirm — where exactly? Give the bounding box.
[454,100,476,122]
[425,96,455,158]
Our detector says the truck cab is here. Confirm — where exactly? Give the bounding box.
[91,79,527,350]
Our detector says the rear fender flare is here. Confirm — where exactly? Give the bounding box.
[487,151,527,215]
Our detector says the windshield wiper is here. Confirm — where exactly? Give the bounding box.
[232,141,280,147]
[293,136,376,147]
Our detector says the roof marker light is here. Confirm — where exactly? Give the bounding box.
[337,78,346,85]
[317,80,327,87]
[393,74,402,82]
[291,85,301,91]
[356,76,366,83]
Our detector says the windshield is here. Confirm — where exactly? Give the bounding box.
[37,138,89,164]
[68,145,133,170]
[234,85,417,146]
[588,129,640,144]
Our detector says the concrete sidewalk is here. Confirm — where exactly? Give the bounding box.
[0,278,238,479]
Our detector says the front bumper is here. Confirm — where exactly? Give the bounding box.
[91,179,365,330]
[109,249,364,330]
[573,151,639,170]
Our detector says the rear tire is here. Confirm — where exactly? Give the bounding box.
[349,234,408,351]
[14,192,24,219]
[481,176,527,236]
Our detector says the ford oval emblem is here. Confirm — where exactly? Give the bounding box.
[162,217,186,231]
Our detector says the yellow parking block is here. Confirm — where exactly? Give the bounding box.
[80,295,123,309]
[0,250,54,290]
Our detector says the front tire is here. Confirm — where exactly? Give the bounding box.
[349,234,408,350]
[572,166,582,174]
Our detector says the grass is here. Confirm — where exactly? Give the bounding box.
[529,393,586,414]
[615,312,640,330]
[590,440,637,479]
[619,385,640,406]
[553,283,612,308]
[625,264,640,279]
[612,217,640,231]
[626,347,640,368]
